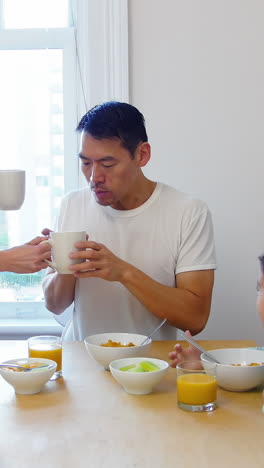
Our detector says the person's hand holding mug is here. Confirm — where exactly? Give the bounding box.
[40,231,87,274]
[41,228,53,237]
[0,236,51,273]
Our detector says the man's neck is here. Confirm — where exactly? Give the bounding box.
[112,179,157,210]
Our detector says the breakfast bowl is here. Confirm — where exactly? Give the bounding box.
[109,357,169,395]
[84,332,152,370]
[201,348,264,391]
[0,358,57,394]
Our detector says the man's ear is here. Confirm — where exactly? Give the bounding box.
[135,142,151,167]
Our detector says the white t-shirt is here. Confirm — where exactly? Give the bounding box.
[54,182,217,341]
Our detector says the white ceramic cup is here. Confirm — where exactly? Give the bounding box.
[43,231,86,274]
[0,170,26,210]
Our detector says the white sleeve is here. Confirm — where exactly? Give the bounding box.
[53,192,75,232]
[176,201,217,274]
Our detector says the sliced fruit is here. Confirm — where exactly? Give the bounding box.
[119,361,161,372]
[119,364,137,371]
[127,364,145,373]
[140,361,160,372]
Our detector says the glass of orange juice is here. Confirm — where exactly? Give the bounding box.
[28,335,62,380]
[176,360,217,412]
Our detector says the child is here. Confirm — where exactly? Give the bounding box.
[170,256,264,368]
[257,255,264,323]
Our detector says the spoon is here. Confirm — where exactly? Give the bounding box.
[140,318,167,345]
[179,330,221,364]
[0,363,53,372]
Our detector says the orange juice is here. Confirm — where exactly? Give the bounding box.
[177,373,217,405]
[29,344,62,372]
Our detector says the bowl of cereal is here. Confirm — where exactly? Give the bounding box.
[0,357,57,394]
[84,332,152,370]
[201,348,264,391]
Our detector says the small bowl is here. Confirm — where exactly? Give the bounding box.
[84,332,152,370]
[0,358,57,394]
[109,357,169,395]
[201,348,264,391]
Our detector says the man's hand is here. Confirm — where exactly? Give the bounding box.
[41,228,53,237]
[68,240,129,281]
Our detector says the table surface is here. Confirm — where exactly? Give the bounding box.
[0,339,263,468]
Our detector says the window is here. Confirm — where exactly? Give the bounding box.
[0,0,77,324]
[0,0,129,334]
[2,0,69,28]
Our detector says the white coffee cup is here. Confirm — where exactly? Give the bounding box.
[0,170,26,210]
[43,231,86,274]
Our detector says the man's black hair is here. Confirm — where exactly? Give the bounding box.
[76,101,148,157]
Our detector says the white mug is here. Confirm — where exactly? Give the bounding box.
[43,231,86,274]
[0,170,26,210]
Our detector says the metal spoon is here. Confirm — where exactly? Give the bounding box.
[179,330,221,364]
[0,363,53,372]
[140,318,167,345]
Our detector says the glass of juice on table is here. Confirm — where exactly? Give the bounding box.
[28,335,62,380]
[176,360,217,412]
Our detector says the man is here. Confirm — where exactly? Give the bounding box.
[42,101,217,341]
[0,237,51,273]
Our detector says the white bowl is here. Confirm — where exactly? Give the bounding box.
[109,357,169,395]
[84,332,152,370]
[0,358,57,394]
[201,348,264,391]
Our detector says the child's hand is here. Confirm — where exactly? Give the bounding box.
[168,330,202,368]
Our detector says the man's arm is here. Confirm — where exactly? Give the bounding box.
[42,268,76,314]
[68,240,214,335]
[122,268,214,336]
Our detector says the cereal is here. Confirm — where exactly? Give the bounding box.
[100,340,135,348]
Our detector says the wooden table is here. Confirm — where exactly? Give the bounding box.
[0,339,263,468]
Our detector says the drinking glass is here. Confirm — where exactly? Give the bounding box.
[176,360,217,412]
[28,335,62,380]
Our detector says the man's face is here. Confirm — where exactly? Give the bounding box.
[79,133,142,210]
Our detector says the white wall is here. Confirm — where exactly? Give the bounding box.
[128,0,264,343]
